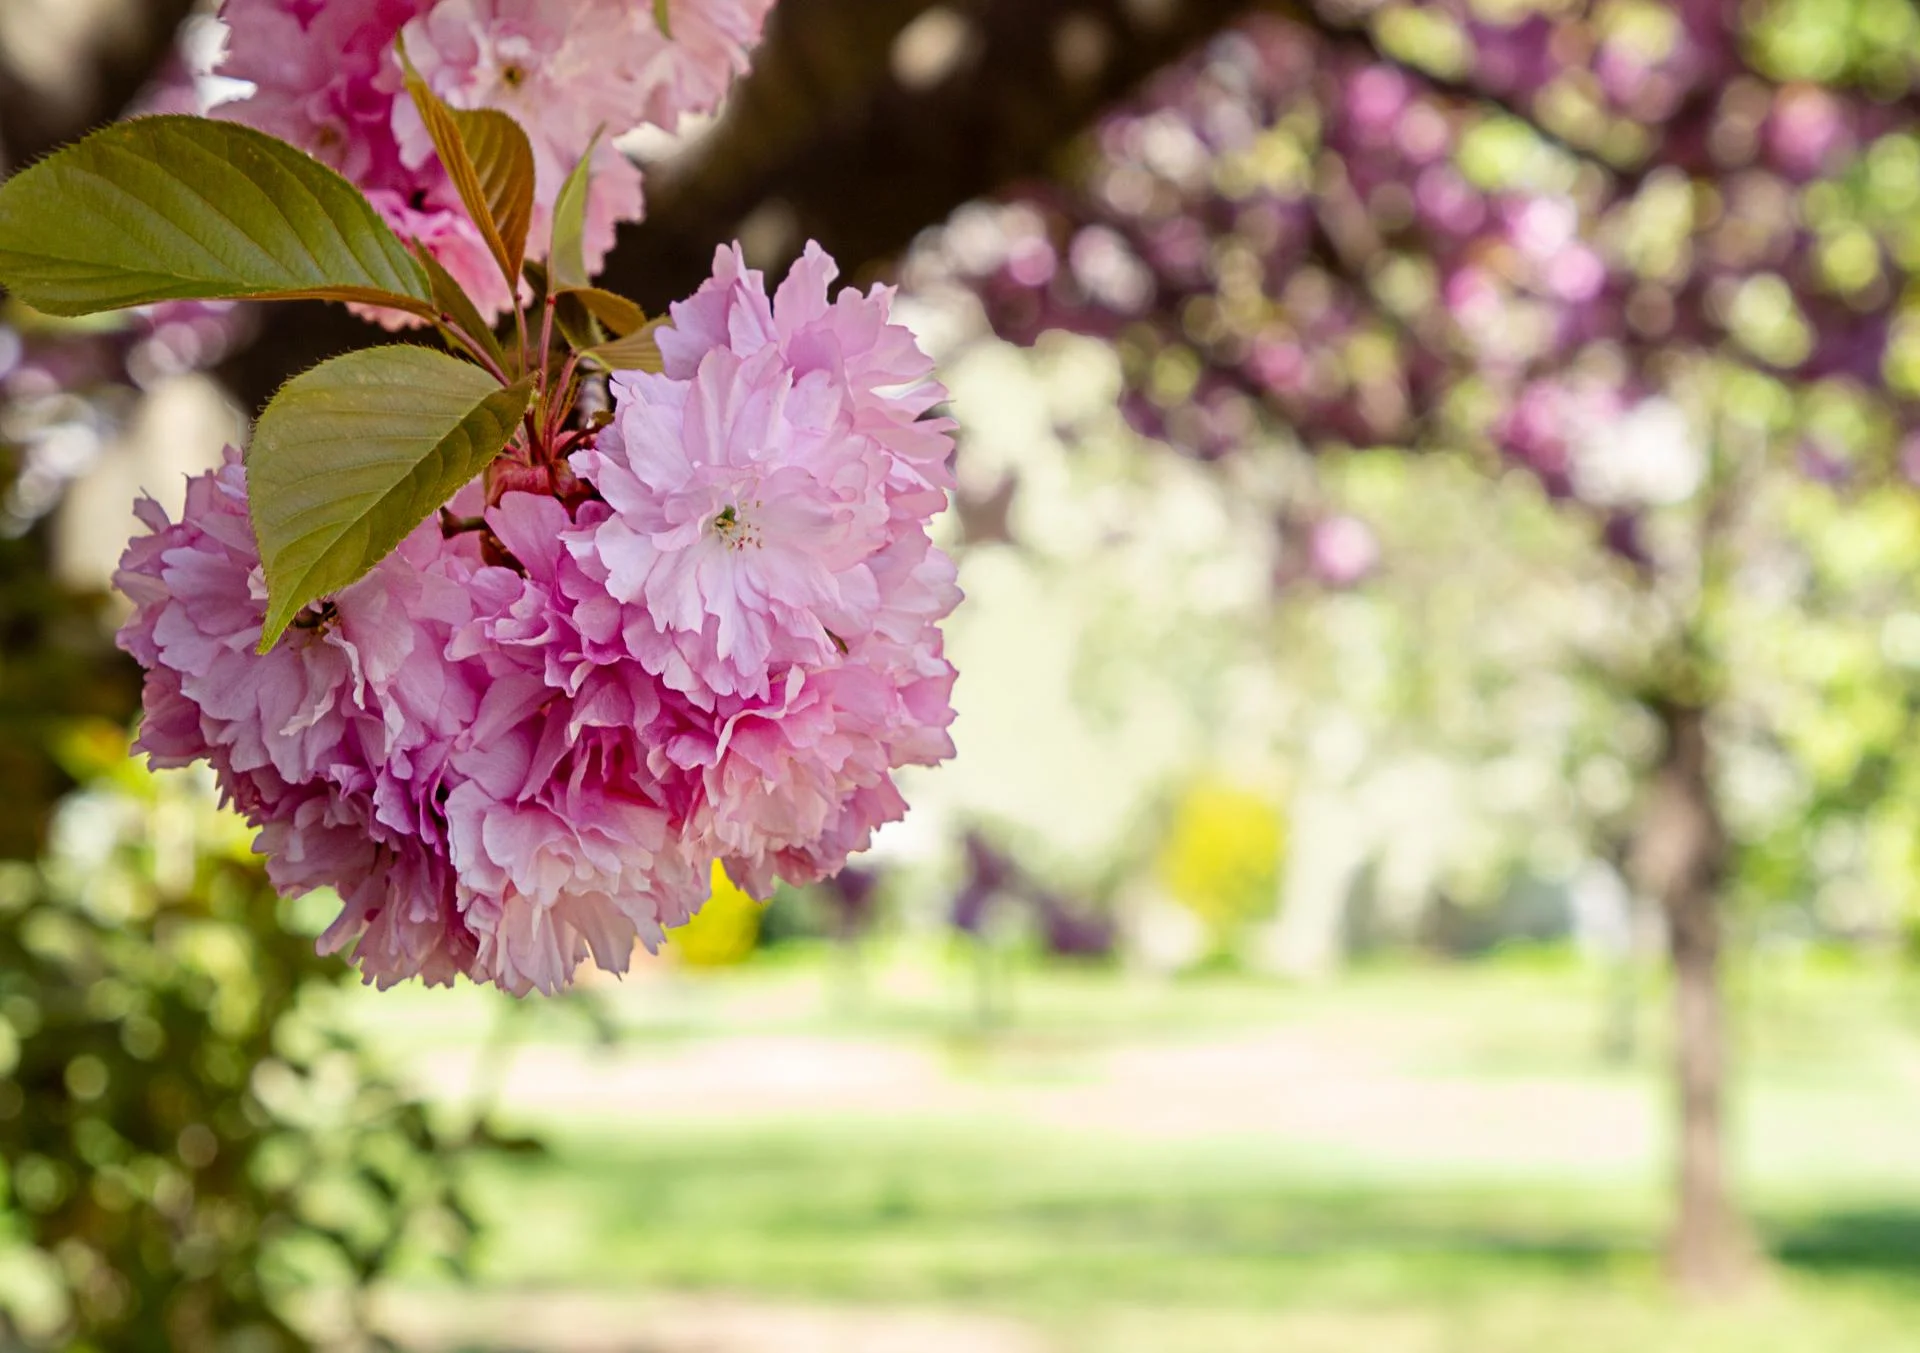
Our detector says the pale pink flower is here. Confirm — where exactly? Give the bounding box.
[451,491,632,694]
[269,786,480,988]
[393,0,632,184]
[362,184,517,324]
[119,449,352,792]
[699,545,958,896]
[626,0,779,131]
[217,0,474,319]
[659,242,958,483]
[567,241,960,897]
[442,676,709,994]
[218,0,773,318]
[115,449,494,988]
[219,0,645,318]
[572,346,891,702]
[698,669,908,896]
[215,0,431,184]
[574,242,956,714]
[390,0,651,279]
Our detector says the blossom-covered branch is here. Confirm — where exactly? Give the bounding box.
[0,0,961,994]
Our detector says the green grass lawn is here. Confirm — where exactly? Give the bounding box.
[383,946,1920,1352]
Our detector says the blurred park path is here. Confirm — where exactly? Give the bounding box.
[392,958,1920,1185]
[378,1291,1045,1353]
[408,1022,1665,1173]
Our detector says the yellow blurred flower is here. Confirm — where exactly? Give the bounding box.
[1155,779,1286,937]
[667,860,766,967]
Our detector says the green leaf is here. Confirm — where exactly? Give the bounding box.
[549,132,600,291]
[560,286,646,336]
[0,116,433,318]
[247,346,534,651]
[399,44,536,287]
[582,320,666,372]
[554,291,605,354]
[653,0,673,38]
[410,239,507,371]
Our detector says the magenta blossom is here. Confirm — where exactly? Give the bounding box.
[116,241,956,993]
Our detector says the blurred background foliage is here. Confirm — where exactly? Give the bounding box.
[6,0,1920,1348]
[0,740,535,1351]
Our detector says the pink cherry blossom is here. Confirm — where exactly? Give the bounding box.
[571,346,889,703]
[626,0,781,132]
[388,0,647,274]
[579,242,958,709]
[115,240,956,993]
[361,185,515,325]
[215,0,431,184]
[573,241,960,896]
[215,0,767,319]
[271,786,480,989]
[660,242,959,482]
[388,0,761,284]
[115,448,493,986]
[441,678,708,994]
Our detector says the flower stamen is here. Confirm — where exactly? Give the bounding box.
[711,503,764,551]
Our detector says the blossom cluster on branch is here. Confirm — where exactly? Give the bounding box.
[117,246,958,995]
[0,0,960,994]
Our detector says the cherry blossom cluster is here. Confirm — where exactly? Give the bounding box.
[117,245,959,994]
[213,0,776,320]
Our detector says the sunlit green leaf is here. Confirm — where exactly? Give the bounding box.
[549,132,600,291]
[581,319,666,372]
[400,44,536,286]
[555,294,603,353]
[560,286,646,336]
[0,117,433,318]
[248,347,533,651]
[653,0,673,38]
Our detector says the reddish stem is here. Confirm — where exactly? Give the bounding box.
[542,353,587,454]
[538,291,559,377]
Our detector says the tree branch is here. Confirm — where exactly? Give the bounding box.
[221,0,1269,414]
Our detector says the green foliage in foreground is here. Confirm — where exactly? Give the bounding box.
[0,84,663,654]
[0,761,532,1351]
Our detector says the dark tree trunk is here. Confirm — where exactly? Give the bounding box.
[1636,698,1754,1294]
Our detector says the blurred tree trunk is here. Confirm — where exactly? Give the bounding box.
[1637,696,1754,1294]
[606,0,1270,308]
